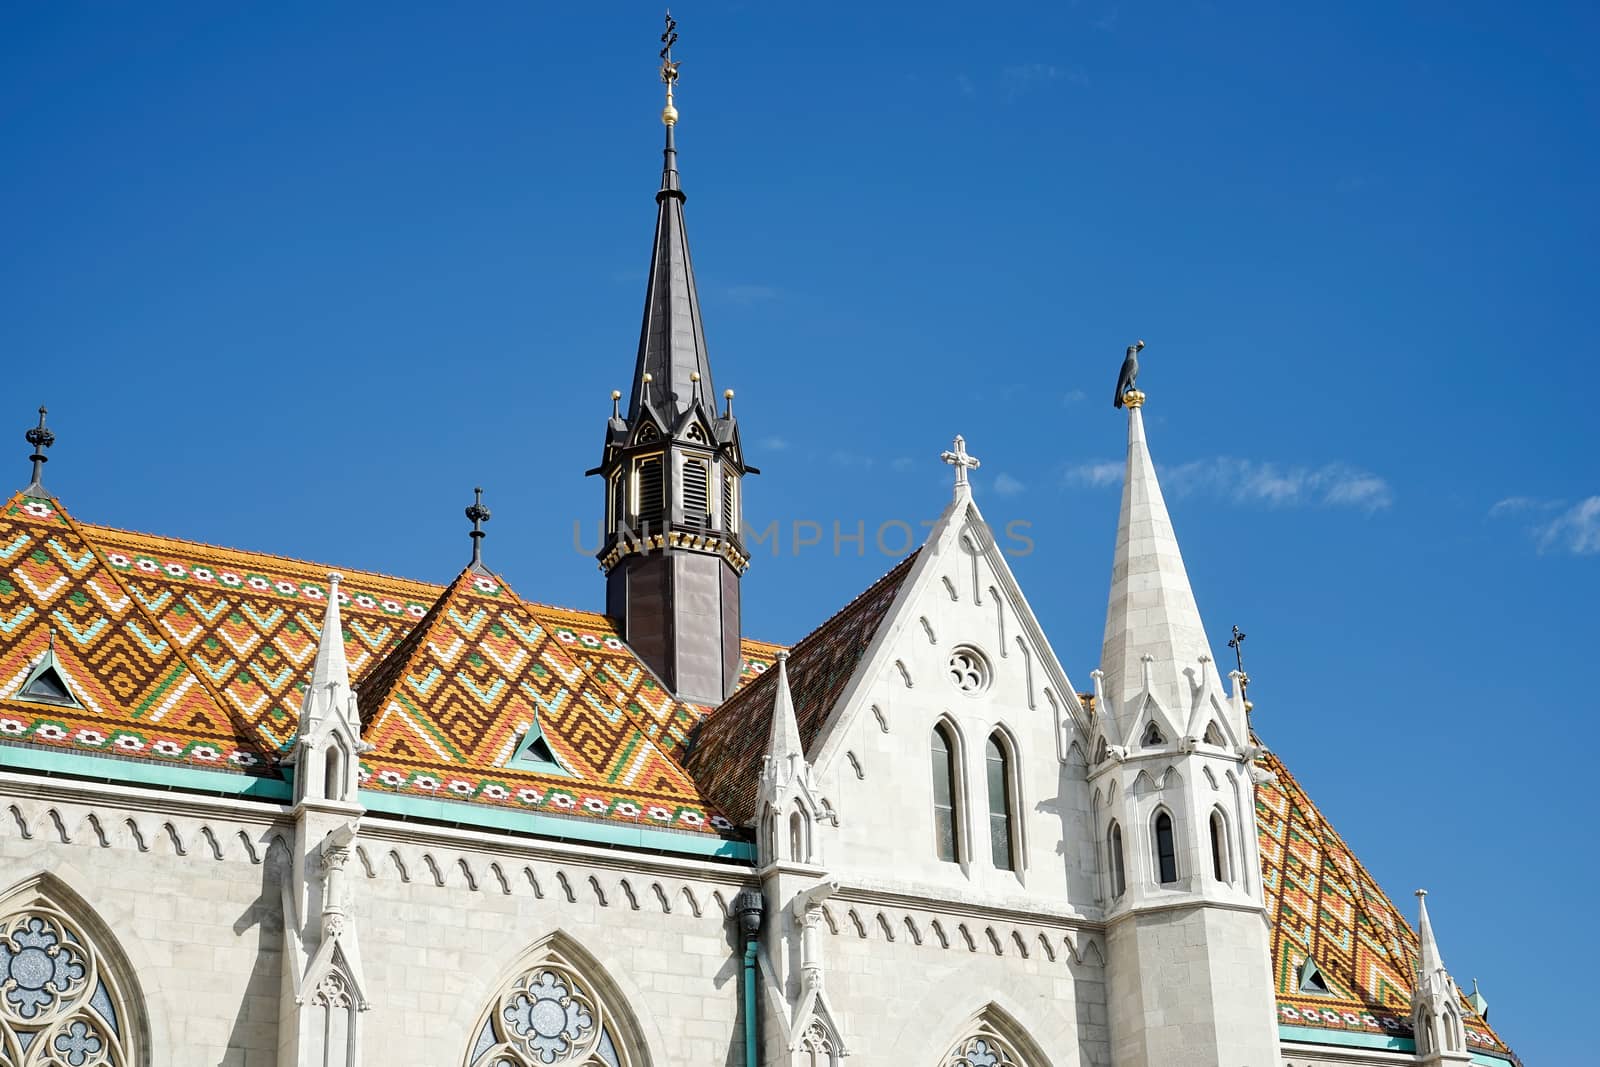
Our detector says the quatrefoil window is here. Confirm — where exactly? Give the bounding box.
[947,647,990,695]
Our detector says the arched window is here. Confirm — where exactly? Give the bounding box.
[1107,821,1126,897]
[940,1025,1029,1067]
[1140,721,1165,746]
[465,944,637,1067]
[0,878,146,1067]
[788,807,806,864]
[324,740,345,801]
[1209,809,1230,883]
[984,733,1015,871]
[931,723,961,863]
[1154,810,1179,884]
[608,471,625,533]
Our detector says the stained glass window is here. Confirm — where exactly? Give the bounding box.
[931,724,960,863]
[1,894,140,1066]
[466,955,628,1067]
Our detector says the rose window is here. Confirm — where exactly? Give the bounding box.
[0,898,137,1067]
[948,647,991,694]
[467,958,625,1067]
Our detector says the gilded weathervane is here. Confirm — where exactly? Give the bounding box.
[659,11,680,126]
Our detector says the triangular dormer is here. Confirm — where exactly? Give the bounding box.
[16,636,82,709]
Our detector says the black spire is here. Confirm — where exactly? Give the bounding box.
[23,406,54,497]
[588,16,754,705]
[465,487,491,574]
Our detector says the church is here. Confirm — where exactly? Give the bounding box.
[0,26,1517,1067]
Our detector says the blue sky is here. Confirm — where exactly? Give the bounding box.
[3,2,1594,1059]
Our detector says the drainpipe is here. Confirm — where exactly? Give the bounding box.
[734,888,765,1066]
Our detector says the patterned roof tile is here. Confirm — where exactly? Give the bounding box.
[1257,748,1513,1058]
[687,552,919,825]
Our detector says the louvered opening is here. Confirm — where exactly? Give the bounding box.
[636,456,664,531]
[722,471,738,535]
[682,459,710,528]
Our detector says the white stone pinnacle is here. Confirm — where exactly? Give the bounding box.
[1099,405,1219,732]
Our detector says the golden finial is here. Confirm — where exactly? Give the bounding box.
[659,11,681,126]
[1122,389,1146,409]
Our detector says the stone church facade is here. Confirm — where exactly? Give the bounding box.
[0,41,1515,1067]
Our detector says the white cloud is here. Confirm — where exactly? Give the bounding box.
[1062,388,1086,406]
[1063,461,1125,488]
[760,436,789,452]
[1493,495,1600,555]
[993,473,1026,497]
[1164,458,1394,511]
[1065,456,1394,512]
[890,457,917,473]
[1537,497,1600,555]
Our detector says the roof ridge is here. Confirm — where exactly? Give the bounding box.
[33,494,277,767]
[355,568,468,728]
[81,521,445,594]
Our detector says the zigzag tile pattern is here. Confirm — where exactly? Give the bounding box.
[0,500,784,836]
[0,495,270,772]
[1256,749,1510,1055]
[688,553,918,825]
[353,567,728,831]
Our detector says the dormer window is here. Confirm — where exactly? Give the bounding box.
[16,642,82,709]
[1298,957,1332,995]
[508,715,565,775]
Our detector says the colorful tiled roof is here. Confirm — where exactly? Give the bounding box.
[0,494,273,774]
[687,552,919,825]
[1256,748,1513,1058]
[0,493,776,838]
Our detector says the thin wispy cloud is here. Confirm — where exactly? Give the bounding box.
[993,473,1026,497]
[1062,388,1087,406]
[1063,461,1124,488]
[1491,495,1600,555]
[1064,456,1393,512]
[761,436,790,452]
[1001,63,1088,99]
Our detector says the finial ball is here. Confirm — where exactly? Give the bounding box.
[642,373,653,383]
[611,389,622,400]
[662,102,679,127]
[327,572,343,586]
[724,388,734,399]
[690,371,700,382]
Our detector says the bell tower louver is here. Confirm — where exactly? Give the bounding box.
[591,21,752,705]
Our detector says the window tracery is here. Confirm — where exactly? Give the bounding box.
[466,955,628,1067]
[0,899,139,1067]
[940,1031,1025,1067]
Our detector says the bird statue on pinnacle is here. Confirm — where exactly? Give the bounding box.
[1112,340,1146,409]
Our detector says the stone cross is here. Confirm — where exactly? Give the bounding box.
[941,435,981,494]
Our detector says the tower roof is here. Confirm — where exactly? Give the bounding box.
[626,118,716,428]
[1099,400,1217,721]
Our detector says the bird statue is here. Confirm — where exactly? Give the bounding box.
[1112,339,1146,408]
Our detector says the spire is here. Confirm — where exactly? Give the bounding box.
[306,573,351,710]
[22,406,54,497]
[1414,889,1445,982]
[465,487,491,574]
[1099,397,1218,723]
[627,11,715,425]
[767,651,803,765]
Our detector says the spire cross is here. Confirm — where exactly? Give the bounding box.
[940,435,981,494]
[23,406,54,496]
[659,11,680,84]
[465,487,492,570]
[1228,624,1254,717]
